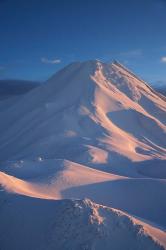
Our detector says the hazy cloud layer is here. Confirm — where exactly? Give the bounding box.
[161,57,166,63]
[41,57,61,64]
[119,49,143,58]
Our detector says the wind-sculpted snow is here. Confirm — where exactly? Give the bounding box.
[0,60,166,250]
[0,60,165,166]
[1,159,166,228]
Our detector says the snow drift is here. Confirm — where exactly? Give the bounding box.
[1,159,166,228]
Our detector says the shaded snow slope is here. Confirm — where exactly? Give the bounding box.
[0,193,165,250]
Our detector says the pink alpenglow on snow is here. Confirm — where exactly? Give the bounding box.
[0,60,166,250]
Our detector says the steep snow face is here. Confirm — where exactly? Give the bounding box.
[103,61,166,123]
[0,194,165,250]
[0,60,165,172]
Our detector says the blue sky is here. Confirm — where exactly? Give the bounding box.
[0,0,166,83]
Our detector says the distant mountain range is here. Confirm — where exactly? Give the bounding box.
[0,79,41,100]
[150,80,166,96]
[154,86,166,96]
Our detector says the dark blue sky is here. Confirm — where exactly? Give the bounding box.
[0,0,166,83]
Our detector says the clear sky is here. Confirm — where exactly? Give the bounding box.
[0,0,166,84]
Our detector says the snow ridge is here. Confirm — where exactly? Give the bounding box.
[0,195,164,250]
[48,198,164,250]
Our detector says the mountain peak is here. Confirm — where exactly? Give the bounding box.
[0,58,165,163]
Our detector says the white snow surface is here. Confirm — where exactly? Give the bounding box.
[0,60,166,250]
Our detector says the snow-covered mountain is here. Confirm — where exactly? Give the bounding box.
[0,60,165,168]
[0,60,166,250]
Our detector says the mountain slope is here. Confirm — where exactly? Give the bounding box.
[0,60,166,250]
[1,158,166,228]
[0,60,165,172]
[0,193,165,250]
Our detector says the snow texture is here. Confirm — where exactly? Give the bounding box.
[0,60,166,250]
